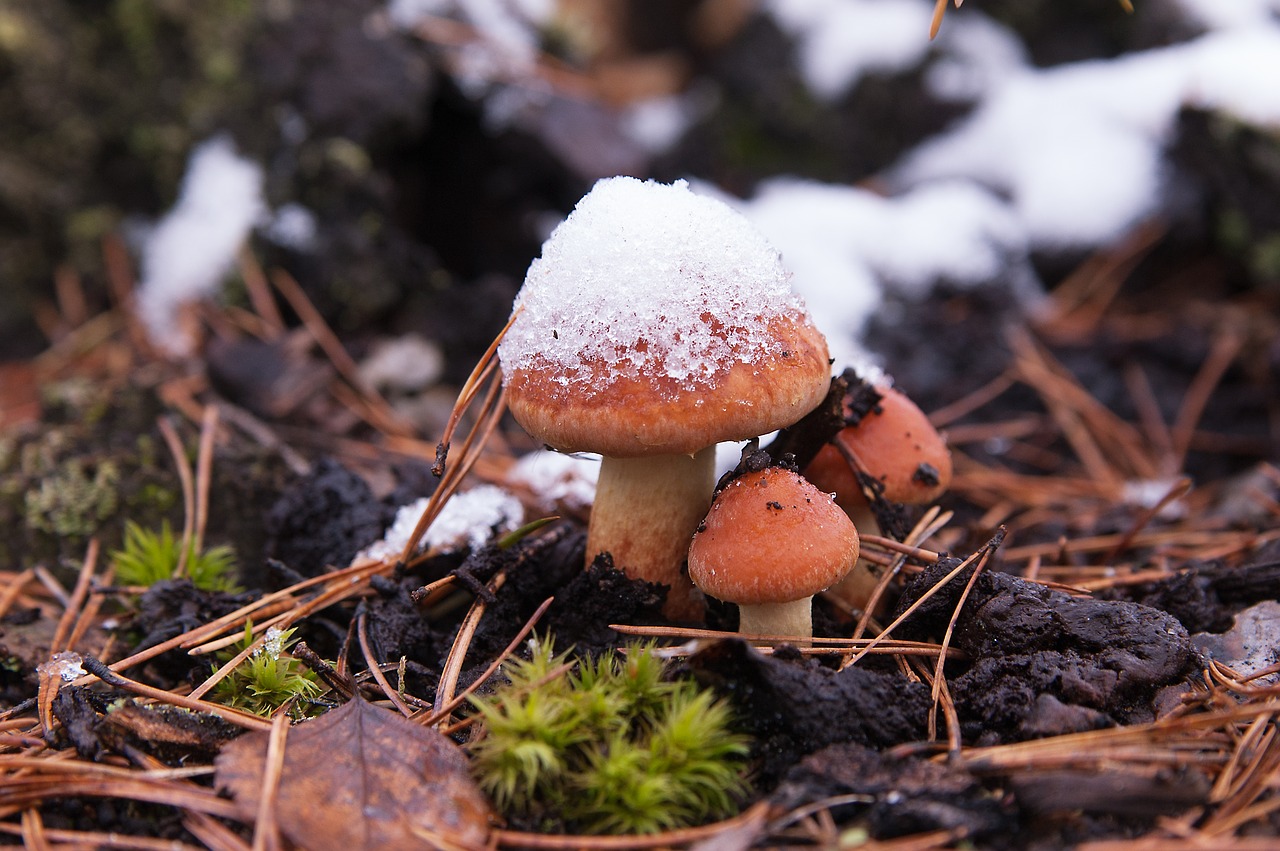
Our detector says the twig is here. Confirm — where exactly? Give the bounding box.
[50,539,98,653]
[357,612,414,718]
[433,573,507,720]
[194,404,220,554]
[80,656,271,732]
[157,415,196,580]
[418,597,555,726]
[250,713,289,851]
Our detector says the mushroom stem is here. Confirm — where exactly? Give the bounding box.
[829,500,882,610]
[738,598,815,643]
[586,447,715,621]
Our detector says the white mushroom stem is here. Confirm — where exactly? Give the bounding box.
[586,446,715,621]
[737,598,815,643]
[830,499,883,610]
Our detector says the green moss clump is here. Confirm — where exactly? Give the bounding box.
[210,623,323,718]
[469,639,750,835]
[23,458,120,537]
[111,520,241,592]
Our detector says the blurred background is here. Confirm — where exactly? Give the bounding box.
[1,0,1277,389]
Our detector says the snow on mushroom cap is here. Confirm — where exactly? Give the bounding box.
[498,176,809,396]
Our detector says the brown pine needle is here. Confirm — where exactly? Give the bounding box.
[193,404,220,554]
[433,573,507,719]
[250,713,289,851]
[50,539,98,654]
[357,613,414,718]
[418,596,554,727]
[157,415,197,580]
[269,268,412,438]
[929,0,947,39]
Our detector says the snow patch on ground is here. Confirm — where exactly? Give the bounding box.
[507,450,599,512]
[360,485,524,561]
[728,178,1038,370]
[766,0,936,100]
[896,28,1280,249]
[1170,0,1280,31]
[135,136,264,355]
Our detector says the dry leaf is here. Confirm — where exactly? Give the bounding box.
[215,698,491,850]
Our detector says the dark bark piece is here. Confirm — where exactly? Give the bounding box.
[50,686,102,760]
[132,580,254,685]
[98,702,243,764]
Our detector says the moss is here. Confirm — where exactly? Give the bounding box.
[1250,233,1280,283]
[23,458,120,537]
[112,0,160,78]
[0,381,177,569]
[134,482,178,515]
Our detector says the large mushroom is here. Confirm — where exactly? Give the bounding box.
[498,177,831,620]
[803,382,952,609]
[688,466,860,640]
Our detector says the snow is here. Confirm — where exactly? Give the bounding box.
[498,177,811,396]
[1122,477,1188,520]
[507,450,599,512]
[360,486,525,561]
[135,136,264,355]
[257,626,288,660]
[896,28,1280,250]
[730,178,1037,369]
[387,0,554,105]
[766,0,936,100]
[1171,0,1280,31]
[262,203,318,251]
[1193,601,1280,686]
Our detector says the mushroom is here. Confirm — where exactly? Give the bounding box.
[498,177,830,620]
[688,466,859,640]
[803,383,952,609]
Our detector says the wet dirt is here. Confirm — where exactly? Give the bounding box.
[892,558,1195,743]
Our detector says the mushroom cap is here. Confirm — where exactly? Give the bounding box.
[688,468,859,606]
[498,177,831,457]
[505,314,829,456]
[805,386,952,505]
[802,442,866,514]
[839,386,952,503]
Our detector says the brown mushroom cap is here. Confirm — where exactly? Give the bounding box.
[689,467,860,605]
[497,176,832,458]
[804,385,952,506]
[505,314,830,457]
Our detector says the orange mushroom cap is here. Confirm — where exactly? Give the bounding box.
[804,385,952,507]
[498,176,831,458]
[689,467,860,606]
[505,314,830,457]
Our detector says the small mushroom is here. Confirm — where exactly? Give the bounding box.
[498,177,830,620]
[803,384,952,609]
[688,467,860,641]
